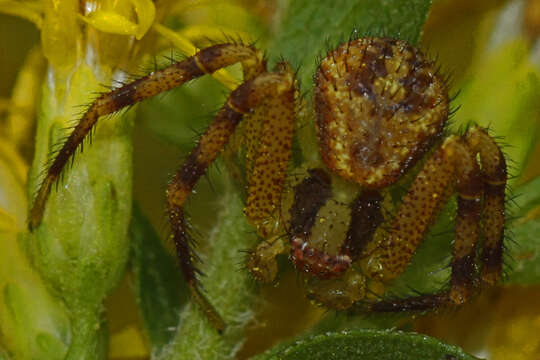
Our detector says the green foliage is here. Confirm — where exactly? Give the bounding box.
[452,39,540,174]
[253,329,480,360]
[268,0,432,90]
[131,205,187,352]
[506,177,540,284]
[136,76,227,150]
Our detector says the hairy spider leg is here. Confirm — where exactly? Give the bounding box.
[29,43,264,230]
[240,90,297,277]
[167,69,295,331]
[365,127,506,311]
[241,61,297,283]
[243,62,296,238]
[445,137,483,304]
[465,127,507,285]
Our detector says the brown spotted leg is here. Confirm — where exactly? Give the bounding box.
[466,126,507,285]
[29,43,265,230]
[447,137,484,304]
[365,133,502,311]
[243,62,297,236]
[242,62,297,283]
[167,70,295,331]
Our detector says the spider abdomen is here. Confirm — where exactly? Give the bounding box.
[314,37,449,188]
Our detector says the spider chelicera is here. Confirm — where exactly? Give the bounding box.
[29,37,507,332]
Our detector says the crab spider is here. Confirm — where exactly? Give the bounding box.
[29,38,506,331]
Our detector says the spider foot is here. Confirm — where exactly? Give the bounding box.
[246,237,286,283]
[368,292,453,312]
[306,268,366,310]
[190,284,226,333]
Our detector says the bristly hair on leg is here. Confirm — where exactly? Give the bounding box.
[29,42,266,233]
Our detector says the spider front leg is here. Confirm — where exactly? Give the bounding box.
[364,126,506,311]
[28,41,296,331]
[241,62,298,283]
[29,42,265,230]
[167,66,296,331]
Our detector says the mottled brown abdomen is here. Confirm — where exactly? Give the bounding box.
[314,37,449,188]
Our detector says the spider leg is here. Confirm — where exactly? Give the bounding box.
[29,43,265,230]
[365,130,506,312]
[241,62,297,283]
[466,126,507,285]
[243,62,297,237]
[167,70,295,331]
[362,138,455,285]
[447,137,483,304]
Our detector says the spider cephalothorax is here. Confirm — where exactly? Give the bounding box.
[29,37,507,331]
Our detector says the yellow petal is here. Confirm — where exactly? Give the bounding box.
[80,11,138,37]
[41,0,80,71]
[130,0,155,40]
[153,24,239,90]
[0,0,43,28]
[0,208,16,233]
[81,0,155,40]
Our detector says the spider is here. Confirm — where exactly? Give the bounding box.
[28,37,507,332]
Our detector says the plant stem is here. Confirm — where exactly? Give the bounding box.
[157,182,256,360]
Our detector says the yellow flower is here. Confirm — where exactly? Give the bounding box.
[0,1,253,358]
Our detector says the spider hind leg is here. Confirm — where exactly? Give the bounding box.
[365,127,506,312]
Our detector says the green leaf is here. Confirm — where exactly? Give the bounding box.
[505,177,540,285]
[509,177,540,216]
[253,329,479,360]
[130,205,187,352]
[268,0,432,92]
[451,39,540,174]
